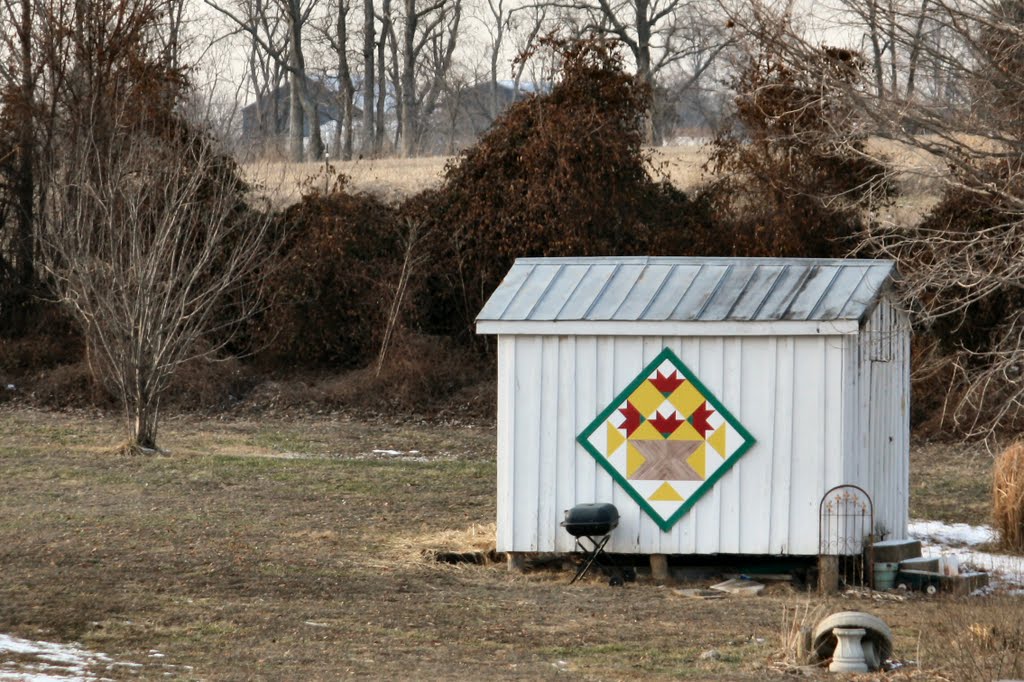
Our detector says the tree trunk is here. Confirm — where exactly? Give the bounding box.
[635,0,657,145]
[361,0,375,157]
[131,399,160,451]
[288,71,304,161]
[12,0,35,331]
[376,0,391,155]
[337,4,355,160]
[287,2,323,161]
[401,0,417,157]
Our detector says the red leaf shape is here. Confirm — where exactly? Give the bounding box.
[649,370,684,395]
[617,401,644,436]
[649,410,686,437]
[690,401,716,438]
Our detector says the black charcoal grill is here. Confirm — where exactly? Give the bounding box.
[561,503,619,584]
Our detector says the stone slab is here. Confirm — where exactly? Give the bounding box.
[709,578,765,596]
[899,556,940,572]
[872,539,922,563]
[940,572,989,595]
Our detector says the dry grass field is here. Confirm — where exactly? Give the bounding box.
[244,140,945,237]
[1,406,1022,681]
[244,144,711,207]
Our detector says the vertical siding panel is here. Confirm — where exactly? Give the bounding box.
[536,337,559,551]
[689,338,717,553]
[857,325,872,532]
[611,337,643,553]
[595,337,616,511]
[574,337,598,526]
[899,320,911,536]
[554,337,577,552]
[496,336,516,552]
[788,337,826,554]
[513,337,542,550]
[739,337,773,554]
[823,337,845,520]
[769,337,794,554]
[722,337,744,553]
[841,335,858,493]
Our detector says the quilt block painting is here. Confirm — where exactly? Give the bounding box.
[577,348,756,532]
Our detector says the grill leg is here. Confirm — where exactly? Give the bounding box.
[569,534,612,584]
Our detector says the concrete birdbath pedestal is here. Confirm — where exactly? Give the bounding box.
[829,627,869,673]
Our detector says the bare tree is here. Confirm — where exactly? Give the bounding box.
[42,128,273,452]
[397,0,461,155]
[313,0,356,159]
[726,0,1024,436]
[361,0,376,155]
[206,0,326,161]
[582,0,730,140]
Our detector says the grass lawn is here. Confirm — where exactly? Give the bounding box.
[0,406,1021,680]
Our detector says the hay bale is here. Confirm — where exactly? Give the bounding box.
[993,441,1024,550]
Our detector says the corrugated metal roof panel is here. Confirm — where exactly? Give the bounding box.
[555,264,619,320]
[499,263,561,320]
[528,264,591,320]
[668,264,731,320]
[476,257,897,325]
[726,264,786,320]
[611,264,674,320]
[586,264,647,319]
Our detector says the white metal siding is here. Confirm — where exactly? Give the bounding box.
[845,297,910,541]
[496,333,850,555]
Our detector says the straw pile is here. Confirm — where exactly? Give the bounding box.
[993,441,1024,550]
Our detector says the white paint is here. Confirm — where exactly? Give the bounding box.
[491,294,910,556]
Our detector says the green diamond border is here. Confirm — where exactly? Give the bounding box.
[576,347,757,532]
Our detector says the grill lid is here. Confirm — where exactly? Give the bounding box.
[561,503,619,536]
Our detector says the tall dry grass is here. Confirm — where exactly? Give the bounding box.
[994,441,1024,550]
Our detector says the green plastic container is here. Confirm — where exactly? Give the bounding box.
[873,562,899,590]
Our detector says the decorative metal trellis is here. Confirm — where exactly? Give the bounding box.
[819,484,874,587]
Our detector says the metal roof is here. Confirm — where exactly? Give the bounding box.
[477,257,896,324]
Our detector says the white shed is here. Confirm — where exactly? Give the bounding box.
[476,256,909,557]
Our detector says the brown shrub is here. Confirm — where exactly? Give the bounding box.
[897,163,1024,436]
[411,37,714,342]
[994,441,1024,550]
[25,361,116,409]
[703,44,892,258]
[0,303,83,377]
[254,179,403,369]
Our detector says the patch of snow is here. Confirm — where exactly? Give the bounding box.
[909,519,1024,587]
[371,449,403,456]
[908,520,996,547]
[0,634,115,681]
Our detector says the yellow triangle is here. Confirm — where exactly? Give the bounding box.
[668,381,704,416]
[686,443,706,479]
[627,443,646,478]
[649,481,684,501]
[709,424,728,458]
[631,420,663,441]
[607,422,625,455]
[668,419,702,441]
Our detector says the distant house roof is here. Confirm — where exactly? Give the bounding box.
[476,257,898,336]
